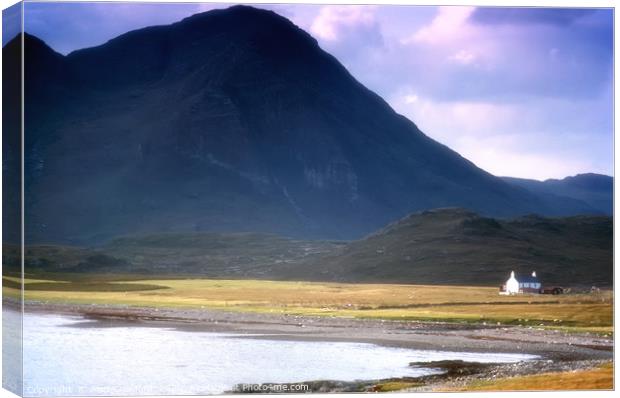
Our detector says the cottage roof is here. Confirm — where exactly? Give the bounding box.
[516,274,539,283]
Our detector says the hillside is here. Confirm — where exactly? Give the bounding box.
[10,209,612,287]
[290,208,612,287]
[503,174,613,215]
[2,5,602,245]
[5,233,341,278]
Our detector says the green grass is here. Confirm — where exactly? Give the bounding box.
[4,276,612,333]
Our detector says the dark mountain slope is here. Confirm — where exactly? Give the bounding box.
[503,174,613,215]
[8,5,601,244]
[2,33,22,244]
[283,208,612,287]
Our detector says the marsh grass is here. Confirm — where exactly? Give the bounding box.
[454,362,613,391]
[4,276,612,332]
[3,277,167,292]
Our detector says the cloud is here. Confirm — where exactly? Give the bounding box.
[310,6,377,42]
[469,7,596,26]
[404,94,419,104]
[390,91,518,140]
[456,143,595,181]
[403,6,476,45]
[395,5,612,102]
[389,90,613,179]
[303,5,384,78]
[295,4,612,179]
[448,49,476,65]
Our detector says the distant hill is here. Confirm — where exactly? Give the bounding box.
[503,173,613,215]
[2,5,604,245]
[10,208,612,287]
[289,208,612,287]
[5,233,341,277]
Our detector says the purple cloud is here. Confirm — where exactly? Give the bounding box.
[469,7,599,26]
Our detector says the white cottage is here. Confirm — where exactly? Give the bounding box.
[503,271,520,294]
[500,271,541,295]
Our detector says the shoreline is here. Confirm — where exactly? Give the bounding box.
[12,299,613,359]
[8,299,614,392]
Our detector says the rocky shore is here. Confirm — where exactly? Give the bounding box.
[229,359,611,393]
[8,299,614,392]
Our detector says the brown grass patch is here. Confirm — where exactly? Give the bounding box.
[458,362,613,391]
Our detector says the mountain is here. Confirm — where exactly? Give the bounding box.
[503,174,613,215]
[9,209,611,287]
[281,208,613,287]
[3,5,605,245]
[2,26,21,246]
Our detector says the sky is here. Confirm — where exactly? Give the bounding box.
[3,1,614,180]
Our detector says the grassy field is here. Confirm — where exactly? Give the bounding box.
[449,362,613,391]
[3,275,613,332]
